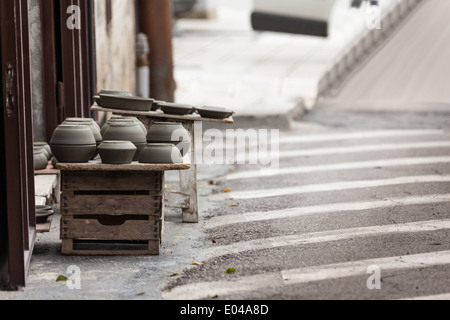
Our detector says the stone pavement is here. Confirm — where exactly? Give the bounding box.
[172,0,421,128]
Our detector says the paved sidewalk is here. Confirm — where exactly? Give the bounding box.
[172,0,421,127]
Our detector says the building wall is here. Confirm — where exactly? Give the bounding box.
[95,0,137,95]
[28,0,45,142]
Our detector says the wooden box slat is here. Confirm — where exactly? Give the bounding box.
[61,194,162,216]
[61,239,160,256]
[62,171,163,192]
[61,216,161,241]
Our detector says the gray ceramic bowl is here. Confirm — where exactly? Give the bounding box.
[34,142,53,158]
[147,122,191,156]
[36,205,52,211]
[99,89,132,96]
[101,116,147,136]
[63,121,103,159]
[34,146,51,160]
[151,100,166,111]
[98,141,137,165]
[63,120,103,144]
[103,122,148,161]
[34,152,49,170]
[195,106,234,119]
[103,122,147,144]
[101,118,134,136]
[147,122,190,142]
[65,117,101,131]
[139,143,184,164]
[93,95,101,105]
[50,144,97,163]
[36,209,54,218]
[159,102,195,116]
[100,94,154,112]
[50,124,96,146]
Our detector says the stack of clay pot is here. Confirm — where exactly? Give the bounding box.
[63,118,103,159]
[50,122,97,163]
[102,118,147,161]
[33,142,52,170]
[97,141,137,165]
[140,122,191,164]
[146,122,191,157]
[101,116,147,136]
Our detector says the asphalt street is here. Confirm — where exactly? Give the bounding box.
[162,0,450,300]
[1,0,448,302]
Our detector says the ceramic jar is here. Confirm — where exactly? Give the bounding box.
[64,119,103,159]
[50,124,97,163]
[34,151,49,170]
[146,122,191,156]
[101,117,147,136]
[102,121,147,161]
[139,143,183,164]
[34,146,51,161]
[97,141,137,165]
[36,205,53,223]
[34,142,53,159]
[65,117,101,131]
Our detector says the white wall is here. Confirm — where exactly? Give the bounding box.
[95,0,137,94]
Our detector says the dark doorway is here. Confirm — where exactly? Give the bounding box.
[41,0,96,142]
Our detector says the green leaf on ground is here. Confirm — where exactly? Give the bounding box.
[225,268,236,274]
[56,275,68,282]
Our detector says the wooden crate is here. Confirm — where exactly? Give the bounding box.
[59,170,164,255]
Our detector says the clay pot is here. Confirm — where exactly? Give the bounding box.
[65,117,101,132]
[50,125,97,163]
[97,141,137,165]
[51,145,97,163]
[36,205,54,223]
[139,143,184,164]
[99,94,154,112]
[159,102,195,116]
[98,89,132,96]
[195,106,234,119]
[64,120,103,159]
[34,151,49,171]
[151,100,165,111]
[36,205,52,211]
[102,122,147,161]
[93,95,101,105]
[34,142,53,159]
[34,146,51,160]
[51,124,97,145]
[101,117,147,136]
[147,122,191,156]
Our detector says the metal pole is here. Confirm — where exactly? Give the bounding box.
[138,0,175,102]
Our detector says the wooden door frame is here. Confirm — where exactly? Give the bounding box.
[0,0,36,289]
[41,0,96,142]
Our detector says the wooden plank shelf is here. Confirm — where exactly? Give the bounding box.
[91,105,235,124]
[56,159,190,172]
